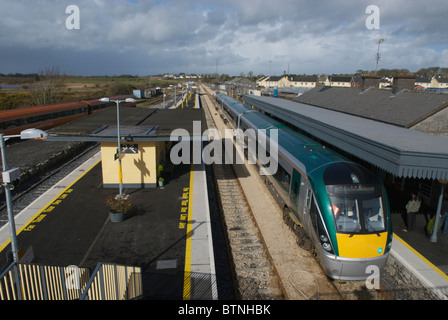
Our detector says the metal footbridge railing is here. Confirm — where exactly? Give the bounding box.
[0,261,142,300]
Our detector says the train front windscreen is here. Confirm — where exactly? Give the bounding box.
[323,162,387,235]
[326,185,386,234]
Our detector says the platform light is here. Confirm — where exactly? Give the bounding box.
[0,128,48,263]
[99,97,136,199]
[20,128,49,140]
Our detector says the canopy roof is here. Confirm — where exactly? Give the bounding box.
[243,95,448,180]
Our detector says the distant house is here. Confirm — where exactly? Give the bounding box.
[288,76,318,88]
[431,77,448,88]
[257,76,283,88]
[324,76,353,87]
[415,76,431,89]
[258,75,317,88]
[277,76,290,88]
[256,76,269,87]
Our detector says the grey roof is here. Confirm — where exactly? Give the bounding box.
[294,86,448,128]
[267,76,284,81]
[289,76,318,82]
[329,76,353,82]
[416,77,431,83]
[243,94,448,180]
[47,107,205,141]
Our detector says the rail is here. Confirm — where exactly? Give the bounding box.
[0,261,142,300]
[0,262,90,300]
[80,263,142,300]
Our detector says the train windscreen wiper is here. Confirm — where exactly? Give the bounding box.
[348,224,361,238]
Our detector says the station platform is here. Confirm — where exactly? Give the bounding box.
[390,213,448,299]
[0,151,217,300]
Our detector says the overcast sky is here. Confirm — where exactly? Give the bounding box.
[1,0,447,77]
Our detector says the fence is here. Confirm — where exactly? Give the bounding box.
[0,262,142,300]
[80,263,142,300]
[0,263,90,300]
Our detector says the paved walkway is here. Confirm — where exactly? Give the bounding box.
[0,150,217,299]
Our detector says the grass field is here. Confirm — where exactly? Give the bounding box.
[0,75,188,110]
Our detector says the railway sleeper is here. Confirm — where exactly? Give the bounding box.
[234,258,272,270]
[237,276,283,298]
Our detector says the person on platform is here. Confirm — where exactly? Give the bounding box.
[403,192,421,232]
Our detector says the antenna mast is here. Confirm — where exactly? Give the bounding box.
[375,38,384,74]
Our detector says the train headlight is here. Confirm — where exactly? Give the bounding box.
[322,242,332,252]
[317,216,334,254]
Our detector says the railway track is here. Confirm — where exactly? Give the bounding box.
[212,162,284,299]
[200,89,284,299]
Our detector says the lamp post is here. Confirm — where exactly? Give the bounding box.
[0,128,48,263]
[99,97,136,199]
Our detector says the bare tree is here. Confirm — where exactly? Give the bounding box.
[30,66,65,105]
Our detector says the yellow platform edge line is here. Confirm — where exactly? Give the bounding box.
[183,163,194,300]
[0,159,101,254]
[393,232,448,281]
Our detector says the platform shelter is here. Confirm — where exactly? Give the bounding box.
[46,106,205,188]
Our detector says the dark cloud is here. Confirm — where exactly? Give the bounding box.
[0,0,447,76]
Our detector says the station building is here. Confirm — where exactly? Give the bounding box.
[47,105,205,189]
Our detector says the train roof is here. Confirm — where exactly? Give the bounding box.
[0,99,106,121]
[217,93,349,176]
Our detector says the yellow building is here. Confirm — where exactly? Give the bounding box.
[48,106,205,189]
[101,141,166,188]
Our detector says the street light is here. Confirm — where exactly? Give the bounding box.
[99,97,136,199]
[0,128,48,263]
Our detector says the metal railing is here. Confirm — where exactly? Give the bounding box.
[80,263,142,300]
[0,263,90,300]
[0,262,142,300]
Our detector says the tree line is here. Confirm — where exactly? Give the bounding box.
[355,67,448,78]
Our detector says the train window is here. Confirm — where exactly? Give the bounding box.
[305,189,312,208]
[292,181,299,201]
[329,195,386,233]
[361,196,385,232]
[273,164,290,191]
[310,196,318,231]
[330,196,361,233]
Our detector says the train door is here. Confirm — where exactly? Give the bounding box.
[298,181,313,233]
[289,170,302,223]
[289,170,301,207]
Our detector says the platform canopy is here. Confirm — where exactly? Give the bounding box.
[46,107,206,142]
[243,95,448,180]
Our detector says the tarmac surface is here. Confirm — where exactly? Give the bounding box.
[0,150,230,299]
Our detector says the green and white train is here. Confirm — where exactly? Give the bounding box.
[215,93,393,280]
